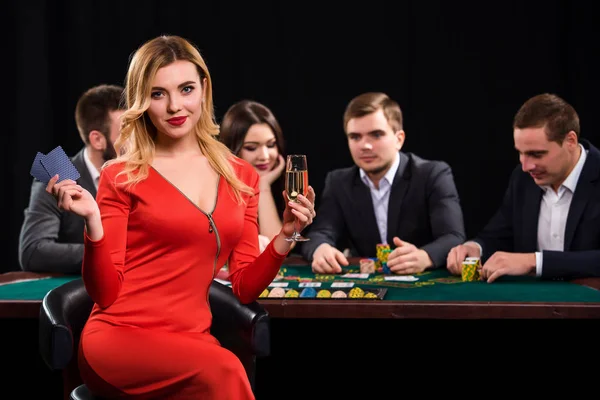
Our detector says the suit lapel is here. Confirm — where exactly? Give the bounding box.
[351,171,380,245]
[565,141,600,249]
[387,152,410,244]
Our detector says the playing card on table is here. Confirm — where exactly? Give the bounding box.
[268,282,289,288]
[331,282,354,288]
[299,282,321,288]
[384,275,419,282]
[341,273,369,279]
[40,146,80,183]
[30,152,51,184]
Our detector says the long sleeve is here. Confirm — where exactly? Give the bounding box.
[257,185,283,240]
[301,172,346,261]
[473,168,519,261]
[542,250,600,279]
[82,167,129,308]
[227,169,288,304]
[19,180,84,273]
[419,162,466,267]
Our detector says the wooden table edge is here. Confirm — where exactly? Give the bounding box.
[257,299,600,319]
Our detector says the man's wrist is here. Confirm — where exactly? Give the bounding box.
[312,243,331,259]
[533,252,542,277]
[464,241,483,258]
[419,249,433,269]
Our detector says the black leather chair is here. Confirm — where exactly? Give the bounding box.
[39,278,270,400]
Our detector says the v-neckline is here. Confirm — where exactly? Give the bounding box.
[150,165,221,216]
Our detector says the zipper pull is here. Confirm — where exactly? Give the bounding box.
[208,214,214,233]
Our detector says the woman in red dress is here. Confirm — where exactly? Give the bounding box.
[46,35,316,399]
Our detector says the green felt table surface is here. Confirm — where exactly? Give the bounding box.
[1,264,600,303]
[0,276,80,301]
[269,264,600,303]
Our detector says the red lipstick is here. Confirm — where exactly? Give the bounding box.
[167,116,187,126]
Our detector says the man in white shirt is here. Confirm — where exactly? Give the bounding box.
[447,93,600,282]
[19,84,124,273]
[301,92,466,274]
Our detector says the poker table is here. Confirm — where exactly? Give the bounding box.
[256,257,600,319]
[1,259,599,398]
[253,258,600,397]
[2,257,600,319]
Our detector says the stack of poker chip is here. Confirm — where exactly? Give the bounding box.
[300,287,317,298]
[382,249,392,274]
[376,243,391,273]
[461,257,481,282]
[370,257,379,271]
[267,287,286,297]
[359,258,376,274]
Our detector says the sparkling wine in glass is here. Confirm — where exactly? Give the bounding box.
[285,154,310,242]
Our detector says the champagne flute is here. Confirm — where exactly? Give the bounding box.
[285,154,310,242]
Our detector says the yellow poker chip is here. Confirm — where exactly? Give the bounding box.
[259,289,269,298]
[348,287,365,298]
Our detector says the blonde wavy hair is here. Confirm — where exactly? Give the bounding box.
[107,35,253,202]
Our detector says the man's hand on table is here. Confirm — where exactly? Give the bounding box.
[480,252,536,283]
[311,243,348,274]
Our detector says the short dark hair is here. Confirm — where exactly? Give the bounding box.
[513,93,579,143]
[75,84,125,144]
[343,92,403,133]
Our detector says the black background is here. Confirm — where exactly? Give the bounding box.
[5,0,600,272]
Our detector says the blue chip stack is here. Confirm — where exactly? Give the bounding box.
[300,287,317,298]
[382,262,391,275]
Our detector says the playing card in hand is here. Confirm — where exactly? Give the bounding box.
[30,152,51,184]
[29,146,80,184]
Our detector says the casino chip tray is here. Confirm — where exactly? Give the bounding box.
[259,286,387,300]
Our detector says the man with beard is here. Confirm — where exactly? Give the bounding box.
[300,92,465,275]
[447,93,600,282]
[19,84,124,273]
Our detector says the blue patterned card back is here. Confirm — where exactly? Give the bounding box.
[30,152,51,184]
[40,146,80,183]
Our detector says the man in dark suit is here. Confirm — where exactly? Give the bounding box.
[447,93,600,282]
[301,92,466,274]
[18,84,124,273]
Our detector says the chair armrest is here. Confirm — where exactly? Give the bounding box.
[209,281,270,357]
[38,278,93,370]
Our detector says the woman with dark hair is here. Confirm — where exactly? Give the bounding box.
[220,100,287,251]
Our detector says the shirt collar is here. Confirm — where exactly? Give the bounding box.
[83,147,100,188]
[359,152,400,189]
[541,143,587,193]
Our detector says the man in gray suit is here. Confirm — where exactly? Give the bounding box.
[300,92,465,274]
[19,84,124,273]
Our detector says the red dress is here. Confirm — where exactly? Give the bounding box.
[78,158,287,399]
